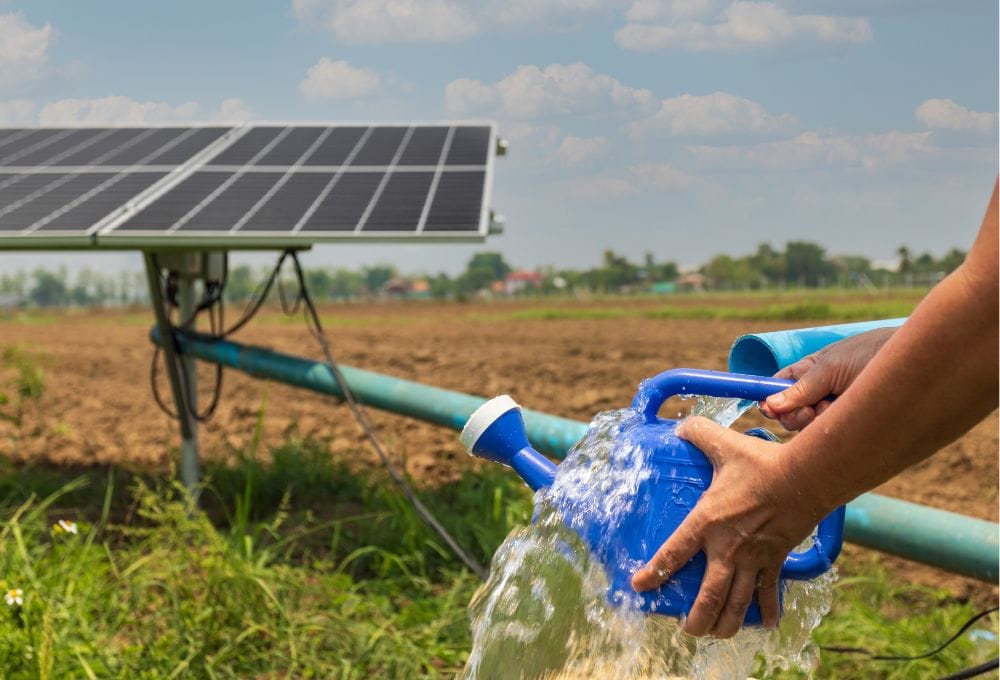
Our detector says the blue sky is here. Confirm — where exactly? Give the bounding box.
[0,0,996,275]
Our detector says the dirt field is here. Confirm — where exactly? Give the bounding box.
[1,299,996,600]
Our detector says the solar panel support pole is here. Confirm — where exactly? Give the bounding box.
[142,252,200,498]
[177,276,201,493]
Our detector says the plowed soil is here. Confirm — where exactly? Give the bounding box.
[1,300,996,602]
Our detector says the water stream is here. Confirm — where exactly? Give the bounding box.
[462,398,834,680]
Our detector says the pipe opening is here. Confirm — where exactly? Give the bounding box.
[729,336,780,376]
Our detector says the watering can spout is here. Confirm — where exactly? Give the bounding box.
[461,396,557,492]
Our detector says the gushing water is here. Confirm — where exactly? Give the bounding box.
[462,397,834,680]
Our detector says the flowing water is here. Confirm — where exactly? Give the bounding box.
[462,397,834,680]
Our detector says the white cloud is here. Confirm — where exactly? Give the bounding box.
[37,96,200,124]
[553,135,609,164]
[300,58,380,100]
[293,0,477,44]
[487,0,618,25]
[632,91,796,136]
[445,63,654,119]
[615,0,871,52]
[915,98,997,134]
[215,98,255,121]
[687,129,933,171]
[630,162,694,189]
[558,175,638,199]
[0,98,35,123]
[0,12,54,83]
[293,0,620,42]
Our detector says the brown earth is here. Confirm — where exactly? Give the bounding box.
[1,300,996,602]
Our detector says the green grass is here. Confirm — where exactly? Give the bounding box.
[475,299,919,323]
[0,442,994,678]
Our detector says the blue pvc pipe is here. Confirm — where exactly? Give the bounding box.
[728,318,907,375]
[149,327,586,459]
[152,327,998,582]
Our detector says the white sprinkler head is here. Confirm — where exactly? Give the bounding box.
[459,395,520,452]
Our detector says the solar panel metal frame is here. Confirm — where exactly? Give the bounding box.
[0,121,498,250]
[0,124,241,249]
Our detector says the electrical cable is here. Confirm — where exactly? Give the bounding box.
[149,249,486,578]
[820,605,998,675]
[285,250,488,580]
[936,657,999,680]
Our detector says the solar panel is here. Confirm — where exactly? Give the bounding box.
[0,125,237,247]
[0,122,499,248]
[103,123,497,245]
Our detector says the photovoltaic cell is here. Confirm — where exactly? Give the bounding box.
[300,172,384,231]
[364,172,434,231]
[398,127,447,166]
[55,128,151,166]
[208,127,284,165]
[0,173,112,231]
[352,127,406,166]
[116,171,232,231]
[301,127,367,166]
[0,172,66,206]
[444,127,490,165]
[146,127,228,165]
[33,172,166,232]
[257,127,325,165]
[176,172,283,231]
[100,128,186,165]
[423,171,485,231]
[239,173,330,231]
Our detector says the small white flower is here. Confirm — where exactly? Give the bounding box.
[4,588,23,607]
[56,519,78,535]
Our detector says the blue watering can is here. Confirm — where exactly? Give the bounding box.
[460,368,846,625]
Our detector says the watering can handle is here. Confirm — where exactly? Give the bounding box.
[631,367,793,422]
[632,368,845,580]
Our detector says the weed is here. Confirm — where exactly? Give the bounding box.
[0,446,993,678]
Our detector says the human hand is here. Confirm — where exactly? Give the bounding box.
[761,327,897,430]
[629,417,829,638]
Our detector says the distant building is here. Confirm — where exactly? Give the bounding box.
[380,277,411,298]
[504,270,543,295]
[410,279,431,299]
[676,273,707,292]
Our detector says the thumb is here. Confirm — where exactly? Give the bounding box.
[676,416,751,468]
[763,368,831,415]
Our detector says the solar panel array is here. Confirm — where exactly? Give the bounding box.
[0,123,497,248]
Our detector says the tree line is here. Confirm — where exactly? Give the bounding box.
[0,241,966,308]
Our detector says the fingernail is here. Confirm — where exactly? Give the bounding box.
[767,393,785,407]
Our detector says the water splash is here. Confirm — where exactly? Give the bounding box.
[463,397,834,680]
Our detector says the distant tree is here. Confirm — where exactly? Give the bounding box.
[458,251,512,293]
[592,250,640,291]
[225,265,257,303]
[939,248,966,273]
[330,269,363,299]
[428,272,454,299]
[361,265,396,294]
[749,243,785,284]
[30,269,68,307]
[785,241,835,287]
[304,268,333,300]
[896,246,913,275]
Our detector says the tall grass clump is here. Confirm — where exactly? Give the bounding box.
[0,447,532,678]
[0,442,994,678]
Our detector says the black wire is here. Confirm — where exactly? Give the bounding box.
[149,254,227,422]
[286,250,488,580]
[821,606,998,662]
[937,657,999,680]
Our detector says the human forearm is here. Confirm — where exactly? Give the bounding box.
[783,186,999,512]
